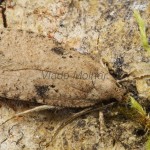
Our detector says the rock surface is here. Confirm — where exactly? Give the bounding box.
[0,0,149,150]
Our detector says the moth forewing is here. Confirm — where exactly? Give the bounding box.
[0,29,125,108]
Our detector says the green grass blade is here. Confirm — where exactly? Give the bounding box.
[130,96,146,116]
[146,136,150,150]
[134,10,150,54]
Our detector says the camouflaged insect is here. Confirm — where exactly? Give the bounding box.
[0,29,125,108]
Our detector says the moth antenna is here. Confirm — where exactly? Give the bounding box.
[50,102,116,146]
[0,105,61,126]
[50,107,93,145]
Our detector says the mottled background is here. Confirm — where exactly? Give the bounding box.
[0,0,150,149]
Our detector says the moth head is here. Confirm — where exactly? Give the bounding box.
[93,73,126,102]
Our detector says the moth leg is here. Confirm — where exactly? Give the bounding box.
[50,107,94,145]
[117,74,150,83]
[117,76,134,82]
[0,105,61,126]
[14,105,60,116]
[50,106,106,146]
[50,102,116,146]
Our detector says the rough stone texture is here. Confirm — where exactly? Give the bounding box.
[0,0,149,150]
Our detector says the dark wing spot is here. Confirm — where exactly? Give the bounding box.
[51,47,64,55]
[55,89,58,93]
[35,85,49,98]
[50,84,55,88]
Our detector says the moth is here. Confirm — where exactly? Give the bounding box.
[0,29,125,109]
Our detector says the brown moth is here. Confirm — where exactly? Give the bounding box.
[0,29,125,108]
